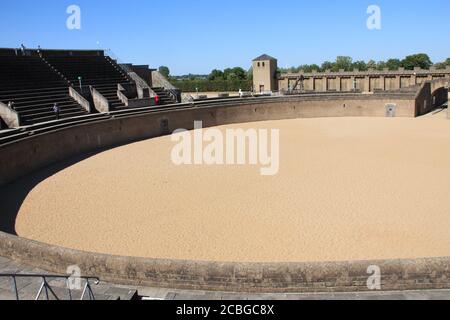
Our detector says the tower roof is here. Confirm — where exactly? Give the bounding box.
[253,54,277,62]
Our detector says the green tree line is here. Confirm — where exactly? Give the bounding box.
[173,79,253,92]
[158,66,253,92]
[280,54,450,73]
[157,54,450,92]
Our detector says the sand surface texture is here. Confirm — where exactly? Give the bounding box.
[5,116,450,263]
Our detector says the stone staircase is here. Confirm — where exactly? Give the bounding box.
[94,83,127,110]
[151,87,177,105]
[0,49,180,127]
[0,55,89,125]
[44,54,136,111]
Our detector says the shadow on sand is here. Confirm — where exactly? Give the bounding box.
[0,150,104,235]
[0,131,177,236]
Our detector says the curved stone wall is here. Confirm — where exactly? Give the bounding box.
[2,95,448,293]
[0,94,417,186]
[1,231,449,293]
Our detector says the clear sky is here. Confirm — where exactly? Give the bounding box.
[0,0,449,75]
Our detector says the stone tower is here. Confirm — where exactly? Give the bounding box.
[252,54,278,93]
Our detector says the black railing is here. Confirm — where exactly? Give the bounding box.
[0,274,100,300]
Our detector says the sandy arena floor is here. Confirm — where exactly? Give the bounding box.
[4,116,450,263]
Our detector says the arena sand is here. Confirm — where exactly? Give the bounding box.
[7,116,450,263]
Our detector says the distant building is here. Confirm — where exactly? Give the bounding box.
[252,54,278,93]
[253,54,450,94]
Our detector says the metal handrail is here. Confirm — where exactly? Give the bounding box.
[104,49,184,103]
[103,49,135,81]
[151,71,182,103]
[103,49,155,97]
[0,274,100,300]
[166,88,180,103]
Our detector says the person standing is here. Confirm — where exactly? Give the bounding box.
[53,103,60,120]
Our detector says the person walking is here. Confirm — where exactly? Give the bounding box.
[53,103,60,120]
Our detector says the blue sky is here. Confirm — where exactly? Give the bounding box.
[0,0,449,75]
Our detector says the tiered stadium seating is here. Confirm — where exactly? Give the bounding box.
[0,55,89,125]
[44,54,136,110]
[0,49,181,128]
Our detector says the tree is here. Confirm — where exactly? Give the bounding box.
[223,67,247,80]
[310,64,321,72]
[434,62,447,70]
[158,66,170,77]
[298,64,320,73]
[247,67,253,81]
[208,69,224,81]
[446,58,450,66]
[385,59,402,70]
[366,60,377,70]
[321,61,335,72]
[231,67,247,80]
[223,68,233,80]
[351,61,367,71]
[376,61,387,71]
[335,56,353,71]
[401,54,432,70]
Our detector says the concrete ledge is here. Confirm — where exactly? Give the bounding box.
[152,71,181,102]
[0,231,449,293]
[90,86,110,113]
[118,84,156,108]
[126,98,156,108]
[117,86,128,105]
[69,87,91,113]
[1,94,447,293]
[152,70,178,91]
[126,71,155,98]
[0,102,21,128]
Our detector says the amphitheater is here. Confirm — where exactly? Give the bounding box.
[0,48,450,294]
